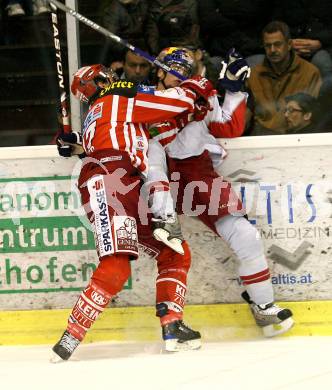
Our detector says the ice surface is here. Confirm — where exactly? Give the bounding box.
[1,337,331,390]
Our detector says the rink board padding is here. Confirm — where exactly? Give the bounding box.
[0,301,331,345]
[1,138,332,311]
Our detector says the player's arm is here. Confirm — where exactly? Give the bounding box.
[131,76,214,124]
[208,49,250,138]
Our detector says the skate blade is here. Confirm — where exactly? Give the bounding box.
[49,350,65,364]
[165,338,202,352]
[153,229,184,255]
[262,317,295,338]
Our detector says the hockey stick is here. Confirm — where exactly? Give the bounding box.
[50,1,71,134]
[47,0,187,81]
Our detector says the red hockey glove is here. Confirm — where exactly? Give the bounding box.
[180,75,216,103]
[193,99,211,121]
[174,111,191,129]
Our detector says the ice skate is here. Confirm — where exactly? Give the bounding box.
[152,213,184,255]
[162,320,201,352]
[50,330,80,363]
[242,291,294,337]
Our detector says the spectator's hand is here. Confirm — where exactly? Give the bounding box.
[180,75,216,103]
[292,39,322,57]
[56,131,85,158]
[217,48,251,93]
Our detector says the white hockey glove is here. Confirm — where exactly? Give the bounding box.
[217,48,251,93]
[56,131,85,158]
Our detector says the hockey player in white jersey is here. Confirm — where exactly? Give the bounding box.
[146,47,294,337]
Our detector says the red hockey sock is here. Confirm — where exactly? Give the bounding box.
[67,281,112,341]
[156,275,187,325]
[67,254,131,341]
[155,242,191,325]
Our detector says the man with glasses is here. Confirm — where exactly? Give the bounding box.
[246,21,322,135]
[284,92,318,134]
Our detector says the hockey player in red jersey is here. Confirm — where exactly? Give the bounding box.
[146,47,294,338]
[51,65,215,362]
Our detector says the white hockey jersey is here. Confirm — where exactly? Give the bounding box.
[150,91,247,167]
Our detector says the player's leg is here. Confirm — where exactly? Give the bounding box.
[51,254,131,362]
[215,215,294,337]
[155,241,201,351]
[146,139,184,254]
[51,154,140,361]
[174,152,293,337]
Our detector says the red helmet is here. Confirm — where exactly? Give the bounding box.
[71,64,116,103]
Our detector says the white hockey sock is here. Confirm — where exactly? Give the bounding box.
[246,279,274,306]
[215,214,275,305]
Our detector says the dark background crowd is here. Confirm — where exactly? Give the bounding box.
[1,0,332,146]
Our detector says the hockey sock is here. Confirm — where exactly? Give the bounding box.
[215,215,274,304]
[155,241,191,325]
[244,278,274,306]
[67,281,112,341]
[67,254,131,341]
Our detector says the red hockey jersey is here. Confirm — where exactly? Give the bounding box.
[82,83,196,174]
[150,91,247,149]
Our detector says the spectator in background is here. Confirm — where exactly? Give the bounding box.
[284,93,318,134]
[246,21,322,136]
[197,0,268,65]
[146,0,200,55]
[5,0,31,16]
[5,0,49,16]
[33,0,51,15]
[271,1,332,133]
[110,49,153,84]
[101,0,149,62]
[272,0,332,83]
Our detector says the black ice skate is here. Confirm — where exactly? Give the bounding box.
[242,291,294,337]
[152,213,184,255]
[50,330,80,363]
[162,320,201,352]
